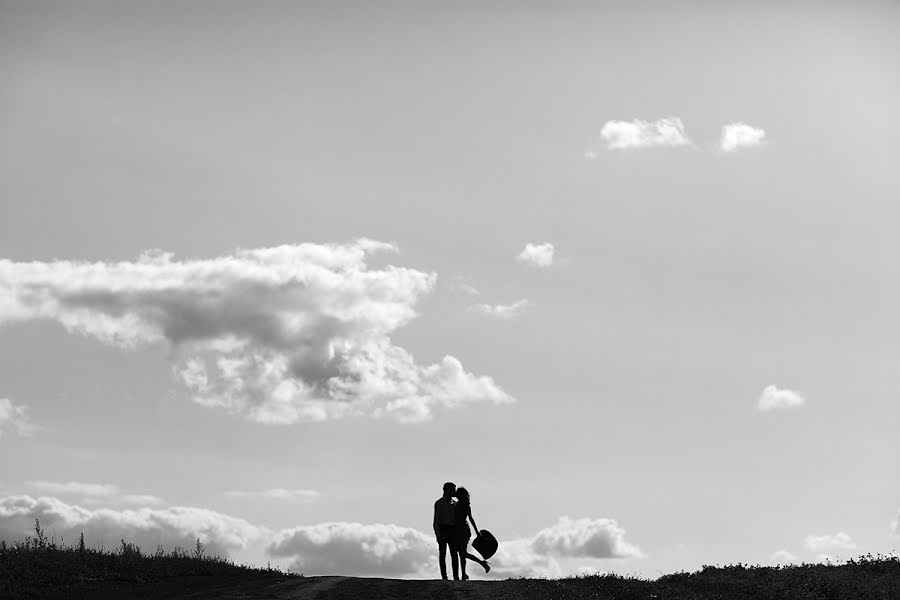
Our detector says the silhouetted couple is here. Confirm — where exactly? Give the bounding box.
[433,481,490,580]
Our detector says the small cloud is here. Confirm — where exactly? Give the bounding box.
[804,532,857,560]
[770,549,799,565]
[599,118,691,150]
[720,122,766,152]
[0,398,34,439]
[758,385,805,411]
[471,299,534,320]
[584,151,599,160]
[226,488,319,500]
[516,242,555,268]
[448,278,480,297]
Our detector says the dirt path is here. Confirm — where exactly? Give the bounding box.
[29,575,544,600]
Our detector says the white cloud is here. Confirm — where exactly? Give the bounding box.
[0,240,511,424]
[531,516,644,560]
[892,511,899,536]
[490,517,643,578]
[769,549,799,565]
[600,118,691,150]
[471,299,534,320]
[0,495,262,557]
[24,481,164,506]
[489,537,561,578]
[720,122,766,152]
[448,278,480,297]
[804,531,857,556]
[0,398,34,439]
[26,481,119,497]
[226,489,319,500]
[268,522,435,577]
[758,385,805,411]
[516,242,555,268]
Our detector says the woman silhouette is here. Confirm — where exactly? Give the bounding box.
[453,487,490,579]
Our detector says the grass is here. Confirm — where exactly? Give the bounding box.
[3,520,900,598]
[514,555,900,599]
[0,519,299,598]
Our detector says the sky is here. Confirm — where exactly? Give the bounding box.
[1,0,900,579]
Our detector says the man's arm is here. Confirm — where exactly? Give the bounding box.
[433,500,440,538]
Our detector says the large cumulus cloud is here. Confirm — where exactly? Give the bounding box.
[267,522,435,576]
[0,495,262,557]
[491,517,644,578]
[268,516,643,578]
[0,240,511,423]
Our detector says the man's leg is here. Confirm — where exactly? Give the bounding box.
[438,540,448,579]
[451,544,460,580]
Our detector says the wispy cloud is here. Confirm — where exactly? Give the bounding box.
[225,488,319,500]
[0,240,512,424]
[448,277,480,297]
[758,385,805,411]
[720,122,766,152]
[516,242,555,268]
[769,549,800,565]
[597,118,691,150]
[0,398,34,439]
[24,481,164,506]
[472,299,534,320]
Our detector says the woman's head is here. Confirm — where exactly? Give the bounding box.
[455,486,470,504]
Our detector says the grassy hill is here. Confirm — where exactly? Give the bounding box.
[2,520,899,599]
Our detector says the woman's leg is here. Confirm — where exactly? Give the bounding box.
[464,551,488,571]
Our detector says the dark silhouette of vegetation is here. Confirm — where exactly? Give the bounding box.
[0,519,298,598]
[512,555,900,599]
[3,519,900,598]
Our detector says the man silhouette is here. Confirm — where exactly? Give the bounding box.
[433,481,458,580]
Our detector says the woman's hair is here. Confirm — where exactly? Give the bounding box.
[456,486,470,506]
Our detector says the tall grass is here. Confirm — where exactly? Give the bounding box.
[0,519,297,597]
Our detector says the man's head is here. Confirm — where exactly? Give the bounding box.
[442,482,456,498]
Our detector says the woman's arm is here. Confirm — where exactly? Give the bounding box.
[468,507,479,535]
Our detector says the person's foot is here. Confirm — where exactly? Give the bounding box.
[483,561,491,574]
[462,574,469,580]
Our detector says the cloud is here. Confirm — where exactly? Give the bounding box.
[24,481,163,506]
[0,398,34,439]
[720,122,766,152]
[531,517,644,560]
[758,385,805,411]
[448,278,480,297]
[0,240,511,424]
[769,549,800,565]
[268,522,434,577]
[804,532,857,562]
[471,299,534,320]
[516,243,555,268]
[491,517,643,578]
[599,118,691,150]
[225,489,319,500]
[891,511,899,536]
[0,495,262,556]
